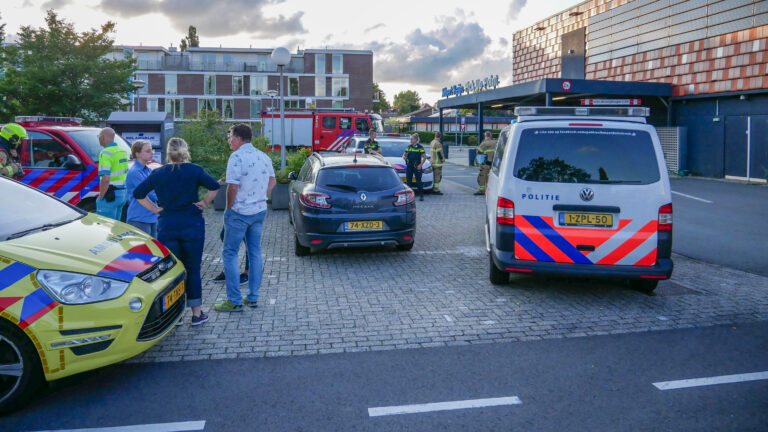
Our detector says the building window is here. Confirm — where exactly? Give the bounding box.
[137,74,148,94]
[165,98,183,119]
[256,55,268,72]
[332,78,348,97]
[201,53,216,71]
[332,55,343,73]
[284,100,301,109]
[250,99,261,119]
[315,77,326,97]
[332,101,343,109]
[204,75,216,95]
[198,98,216,113]
[288,77,299,96]
[147,98,158,112]
[165,74,177,95]
[138,52,151,69]
[223,53,234,68]
[222,99,234,119]
[250,76,267,95]
[232,76,243,95]
[316,54,325,74]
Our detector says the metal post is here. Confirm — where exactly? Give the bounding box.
[477,103,484,145]
[545,92,552,106]
[747,116,752,182]
[279,65,286,170]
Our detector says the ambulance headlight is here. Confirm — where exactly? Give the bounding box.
[37,271,129,304]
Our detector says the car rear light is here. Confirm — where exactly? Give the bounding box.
[496,197,515,225]
[658,203,673,231]
[300,191,331,209]
[394,189,415,206]
[310,239,322,244]
[403,235,412,240]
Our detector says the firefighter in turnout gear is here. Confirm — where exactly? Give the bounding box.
[474,131,496,195]
[0,123,27,179]
[430,132,445,195]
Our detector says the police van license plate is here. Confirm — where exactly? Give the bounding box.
[163,280,185,312]
[346,221,383,231]
[559,212,613,227]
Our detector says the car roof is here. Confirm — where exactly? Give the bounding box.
[313,152,391,168]
[25,126,100,132]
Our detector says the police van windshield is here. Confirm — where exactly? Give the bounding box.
[513,128,660,184]
[66,130,132,164]
[0,178,84,241]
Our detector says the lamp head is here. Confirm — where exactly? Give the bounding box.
[271,47,291,66]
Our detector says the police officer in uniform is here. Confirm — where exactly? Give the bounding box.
[364,130,381,155]
[430,131,445,195]
[474,131,496,195]
[402,133,427,201]
[96,127,129,220]
[0,123,27,179]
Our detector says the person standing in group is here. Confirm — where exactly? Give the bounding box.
[97,128,129,219]
[402,133,427,201]
[475,131,496,196]
[125,140,158,237]
[430,132,445,195]
[215,123,276,312]
[364,130,381,155]
[134,137,220,326]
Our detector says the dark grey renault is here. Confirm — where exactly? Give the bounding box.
[288,152,416,256]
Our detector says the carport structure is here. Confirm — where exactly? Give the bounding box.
[436,78,672,143]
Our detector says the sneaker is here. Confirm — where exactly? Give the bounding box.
[239,273,249,285]
[214,300,243,312]
[243,296,258,308]
[213,271,225,282]
[191,311,209,326]
[176,316,184,326]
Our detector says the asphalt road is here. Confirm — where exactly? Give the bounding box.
[441,163,768,276]
[5,322,767,431]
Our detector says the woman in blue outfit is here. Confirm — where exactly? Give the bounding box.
[125,140,158,237]
[134,137,220,326]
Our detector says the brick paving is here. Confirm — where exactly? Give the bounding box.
[129,168,768,363]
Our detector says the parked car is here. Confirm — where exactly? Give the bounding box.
[485,106,673,292]
[345,135,434,191]
[0,177,185,413]
[288,152,416,255]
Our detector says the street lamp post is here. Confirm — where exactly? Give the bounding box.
[271,47,291,170]
[266,89,278,152]
[131,78,146,112]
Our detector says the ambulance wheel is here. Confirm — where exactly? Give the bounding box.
[489,253,508,285]
[294,234,310,256]
[0,319,43,415]
[629,279,658,293]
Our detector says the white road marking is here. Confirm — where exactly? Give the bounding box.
[443,314,454,322]
[368,396,522,417]
[672,191,713,203]
[482,320,496,325]
[30,420,206,432]
[653,371,768,390]
[269,299,276,305]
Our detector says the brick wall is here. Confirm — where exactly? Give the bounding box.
[179,74,203,95]
[345,53,373,112]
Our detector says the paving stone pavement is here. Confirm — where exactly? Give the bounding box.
[129,176,768,363]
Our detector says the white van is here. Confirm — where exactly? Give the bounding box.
[485,106,673,292]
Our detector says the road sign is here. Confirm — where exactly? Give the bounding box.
[460,116,466,131]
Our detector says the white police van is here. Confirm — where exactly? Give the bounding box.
[485,106,673,292]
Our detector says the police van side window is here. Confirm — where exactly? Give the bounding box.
[491,130,508,175]
[27,131,73,169]
[322,117,336,129]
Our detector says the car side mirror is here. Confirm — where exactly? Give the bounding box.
[64,154,84,170]
[288,171,297,180]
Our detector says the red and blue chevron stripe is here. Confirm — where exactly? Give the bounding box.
[0,262,59,328]
[97,244,164,282]
[326,129,360,151]
[20,166,99,205]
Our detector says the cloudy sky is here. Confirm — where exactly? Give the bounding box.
[2,0,576,104]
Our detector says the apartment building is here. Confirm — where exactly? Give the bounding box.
[110,46,374,121]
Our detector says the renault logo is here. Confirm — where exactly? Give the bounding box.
[579,188,594,202]
[360,192,367,201]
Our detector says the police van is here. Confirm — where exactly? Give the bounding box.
[485,106,673,292]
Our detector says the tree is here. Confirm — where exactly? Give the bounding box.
[0,10,136,122]
[372,82,390,113]
[180,25,199,52]
[393,90,421,115]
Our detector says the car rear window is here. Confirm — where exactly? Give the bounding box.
[513,128,660,184]
[317,166,402,192]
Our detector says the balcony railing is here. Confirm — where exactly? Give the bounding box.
[136,58,306,73]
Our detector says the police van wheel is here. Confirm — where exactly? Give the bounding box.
[489,253,508,285]
[295,235,310,256]
[629,279,658,293]
[0,320,43,415]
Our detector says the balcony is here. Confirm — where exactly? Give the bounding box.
[136,58,306,74]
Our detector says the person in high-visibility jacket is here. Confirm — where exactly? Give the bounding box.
[474,131,496,195]
[96,127,129,220]
[0,123,27,179]
[429,131,445,195]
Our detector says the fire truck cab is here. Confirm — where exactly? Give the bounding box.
[262,110,383,152]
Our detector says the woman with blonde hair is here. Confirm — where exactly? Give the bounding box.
[134,137,220,326]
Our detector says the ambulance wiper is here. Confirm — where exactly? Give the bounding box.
[7,220,72,240]
[324,184,358,192]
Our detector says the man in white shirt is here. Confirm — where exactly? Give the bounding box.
[215,124,276,312]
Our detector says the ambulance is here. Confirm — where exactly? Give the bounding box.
[485,106,673,293]
[262,110,384,152]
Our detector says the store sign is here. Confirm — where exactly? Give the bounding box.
[442,74,500,98]
[581,99,642,105]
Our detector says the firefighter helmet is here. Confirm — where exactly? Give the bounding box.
[0,123,28,145]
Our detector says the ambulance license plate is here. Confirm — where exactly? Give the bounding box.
[163,280,185,312]
[559,212,613,227]
[346,220,383,231]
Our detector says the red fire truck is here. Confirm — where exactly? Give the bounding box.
[262,110,383,152]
